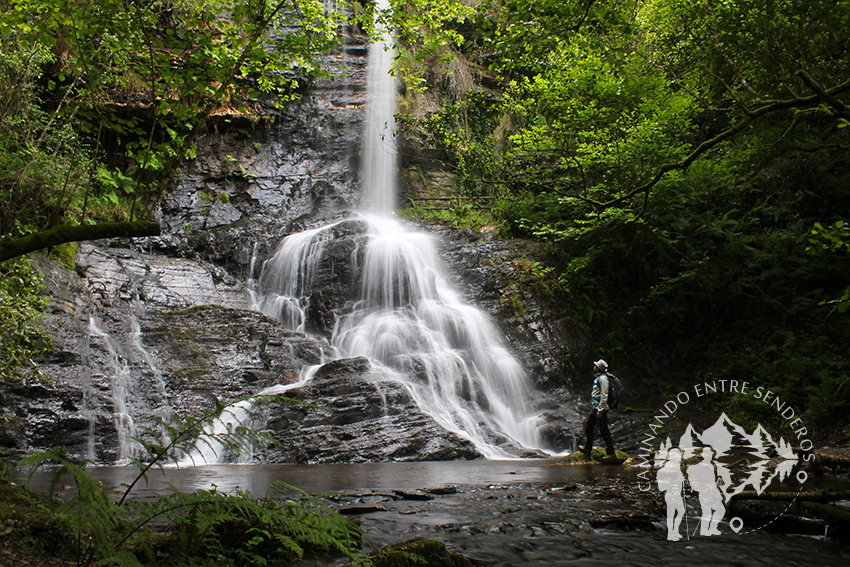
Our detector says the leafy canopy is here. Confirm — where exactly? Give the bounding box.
[397,0,850,431]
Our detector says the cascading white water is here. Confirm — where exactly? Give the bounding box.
[129,310,172,444]
[334,215,544,456]
[253,215,547,458]
[252,222,346,333]
[85,312,173,464]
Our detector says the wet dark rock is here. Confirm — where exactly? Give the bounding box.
[0,298,329,463]
[140,305,328,416]
[296,219,370,336]
[150,37,370,273]
[261,357,482,463]
[393,489,433,501]
[75,243,250,310]
[588,513,661,531]
[253,217,370,338]
[428,486,459,495]
[427,225,591,392]
[338,505,389,515]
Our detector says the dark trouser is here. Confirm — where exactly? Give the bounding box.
[584,408,615,455]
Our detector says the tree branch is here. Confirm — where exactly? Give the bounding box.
[797,70,850,117]
[0,221,161,263]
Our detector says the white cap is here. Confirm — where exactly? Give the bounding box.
[594,359,608,372]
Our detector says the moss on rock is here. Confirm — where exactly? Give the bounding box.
[560,448,630,464]
[368,538,472,567]
[0,473,72,564]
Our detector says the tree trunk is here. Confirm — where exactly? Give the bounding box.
[0,221,161,263]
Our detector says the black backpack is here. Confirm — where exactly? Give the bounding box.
[606,373,624,409]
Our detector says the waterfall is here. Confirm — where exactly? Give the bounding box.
[251,6,545,459]
[88,317,143,463]
[252,222,345,332]
[333,215,545,456]
[129,309,172,444]
[191,1,548,463]
[85,312,172,464]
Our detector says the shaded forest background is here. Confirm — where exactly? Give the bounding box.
[2,0,850,441]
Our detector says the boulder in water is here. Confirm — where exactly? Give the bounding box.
[261,357,483,463]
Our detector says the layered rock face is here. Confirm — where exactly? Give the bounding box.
[0,26,380,464]
[151,31,371,273]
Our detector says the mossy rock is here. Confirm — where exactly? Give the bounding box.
[369,538,472,567]
[560,448,630,464]
[0,477,72,561]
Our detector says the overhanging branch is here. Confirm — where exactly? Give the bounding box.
[0,221,161,263]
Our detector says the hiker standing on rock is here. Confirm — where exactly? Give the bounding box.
[578,359,617,458]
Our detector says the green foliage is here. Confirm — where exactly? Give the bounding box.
[809,221,850,254]
[18,395,364,566]
[401,92,503,194]
[130,484,362,567]
[500,35,696,206]
[0,468,73,562]
[401,197,497,231]
[468,0,850,223]
[384,0,474,92]
[476,0,634,77]
[0,32,92,237]
[0,257,51,383]
[807,220,850,313]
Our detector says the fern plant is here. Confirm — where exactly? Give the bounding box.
[18,395,364,566]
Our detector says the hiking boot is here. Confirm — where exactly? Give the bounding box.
[599,455,623,465]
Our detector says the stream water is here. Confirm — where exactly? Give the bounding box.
[20,462,849,566]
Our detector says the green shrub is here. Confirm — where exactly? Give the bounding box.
[0,257,52,383]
